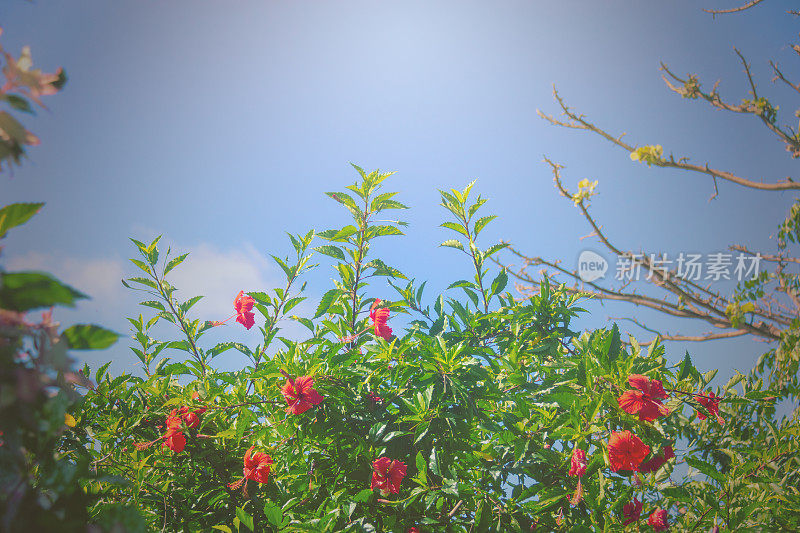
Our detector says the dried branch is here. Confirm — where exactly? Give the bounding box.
[610,317,750,343]
[539,87,799,192]
[661,61,800,159]
[499,159,789,344]
[770,60,800,96]
[703,0,766,15]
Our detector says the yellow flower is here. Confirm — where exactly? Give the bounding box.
[64,413,76,427]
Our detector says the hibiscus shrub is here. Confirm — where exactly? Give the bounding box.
[68,167,792,531]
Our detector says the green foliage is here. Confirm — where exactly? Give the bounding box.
[0,205,129,531]
[54,169,799,532]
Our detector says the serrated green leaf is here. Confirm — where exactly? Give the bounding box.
[164,252,189,275]
[314,288,341,318]
[441,221,468,237]
[314,245,346,261]
[474,215,496,236]
[440,239,465,252]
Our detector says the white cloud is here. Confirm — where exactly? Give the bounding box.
[165,242,278,320]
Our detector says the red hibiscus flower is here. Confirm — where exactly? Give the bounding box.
[622,497,642,526]
[369,299,393,340]
[569,447,588,477]
[134,412,187,452]
[568,447,588,504]
[371,457,407,496]
[639,445,675,474]
[234,290,256,330]
[608,430,650,472]
[617,374,670,422]
[695,391,725,424]
[647,508,669,531]
[172,405,200,429]
[227,445,273,495]
[281,375,324,415]
[172,406,202,429]
[407,528,420,533]
[243,446,273,484]
[162,428,186,453]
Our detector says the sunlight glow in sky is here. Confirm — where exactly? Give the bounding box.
[0,1,794,383]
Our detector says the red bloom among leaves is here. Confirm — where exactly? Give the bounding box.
[695,391,725,424]
[243,446,273,484]
[639,446,675,474]
[234,290,256,330]
[622,497,643,526]
[370,299,393,340]
[608,431,650,472]
[134,404,201,454]
[227,446,274,495]
[568,447,589,505]
[170,404,204,429]
[647,508,669,531]
[569,447,588,477]
[371,457,407,496]
[617,374,670,422]
[162,427,186,453]
[407,528,420,533]
[281,375,324,415]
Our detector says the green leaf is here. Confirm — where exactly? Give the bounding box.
[314,288,341,318]
[164,252,189,275]
[685,455,724,484]
[314,245,346,261]
[353,488,373,503]
[0,111,28,144]
[326,191,359,210]
[447,279,476,290]
[416,451,427,483]
[0,271,87,311]
[483,242,508,259]
[429,447,441,477]
[365,258,407,279]
[677,351,696,381]
[95,361,112,383]
[212,526,233,533]
[440,239,465,252]
[62,324,120,350]
[490,269,508,296]
[440,221,468,237]
[5,94,34,114]
[371,225,404,238]
[126,276,157,289]
[180,295,203,314]
[263,500,283,527]
[473,215,496,236]
[235,507,254,532]
[608,323,621,360]
[0,202,43,238]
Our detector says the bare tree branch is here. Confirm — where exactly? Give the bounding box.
[661,61,800,159]
[703,0,766,15]
[770,60,800,96]
[610,316,751,343]
[499,159,789,345]
[539,87,799,193]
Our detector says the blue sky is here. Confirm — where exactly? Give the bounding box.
[0,1,795,388]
